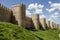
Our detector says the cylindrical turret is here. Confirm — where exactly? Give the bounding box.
[57,24,60,30]
[46,20,50,29]
[53,22,55,29]
[50,21,54,29]
[39,18,46,29]
[31,14,40,30]
[11,4,26,26]
[54,23,58,29]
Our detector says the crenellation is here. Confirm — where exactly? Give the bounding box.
[0,3,59,30]
[0,3,11,22]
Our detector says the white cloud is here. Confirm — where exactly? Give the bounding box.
[54,12,59,16]
[39,15,46,18]
[46,8,55,12]
[28,3,35,10]
[46,2,60,20]
[35,9,42,14]
[28,3,44,10]
[38,4,44,9]
[50,12,59,19]
[51,3,60,9]
[46,2,60,12]
[48,1,52,4]
[48,18,53,22]
[26,10,31,17]
[48,18,51,21]
[27,3,44,14]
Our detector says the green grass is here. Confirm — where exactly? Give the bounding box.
[30,29,60,40]
[0,22,60,40]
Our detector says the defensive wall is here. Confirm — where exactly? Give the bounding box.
[0,3,11,22]
[0,3,60,30]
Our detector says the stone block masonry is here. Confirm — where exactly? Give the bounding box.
[0,3,59,30]
[39,18,46,29]
[46,20,50,29]
[11,4,26,26]
[31,14,40,30]
[0,3,11,22]
[50,21,54,29]
[57,24,60,29]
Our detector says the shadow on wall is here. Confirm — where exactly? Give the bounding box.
[10,11,18,25]
[46,23,49,30]
[23,17,35,30]
[39,22,44,30]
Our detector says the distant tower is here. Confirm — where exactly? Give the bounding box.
[11,4,26,26]
[31,14,40,30]
[50,21,54,29]
[46,20,50,29]
[57,24,60,29]
[54,23,58,29]
[40,18,46,29]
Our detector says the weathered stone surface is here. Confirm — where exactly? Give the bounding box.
[57,24,60,29]
[53,23,57,29]
[50,21,54,29]
[39,18,46,29]
[46,20,50,29]
[22,17,34,29]
[0,3,11,22]
[31,14,40,30]
[0,3,59,29]
[11,4,26,26]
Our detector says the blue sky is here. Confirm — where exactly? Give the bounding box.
[0,0,60,24]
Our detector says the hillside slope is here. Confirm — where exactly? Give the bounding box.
[0,22,39,40]
[30,29,60,40]
[0,22,60,40]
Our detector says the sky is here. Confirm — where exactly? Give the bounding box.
[0,0,60,24]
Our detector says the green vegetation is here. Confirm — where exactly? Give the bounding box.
[0,22,60,40]
[30,29,60,40]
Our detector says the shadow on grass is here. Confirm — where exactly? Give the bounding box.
[32,33,44,40]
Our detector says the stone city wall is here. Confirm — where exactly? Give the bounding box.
[31,14,40,30]
[0,3,59,30]
[46,20,50,29]
[22,17,34,29]
[11,4,26,26]
[0,3,11,22]
[39,18,46,29]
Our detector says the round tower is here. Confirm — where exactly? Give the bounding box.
[50,21,54,29]
[11,4,26,26]
[46,20,50,29]
[40,18,46,29]
[31,14,40,30]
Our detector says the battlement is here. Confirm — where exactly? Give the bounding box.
[12,4,25,8]
[0,3,59,30]
[0,3,11,12]
[0,3,11,22]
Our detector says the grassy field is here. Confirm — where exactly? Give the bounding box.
[0,22,60,40]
